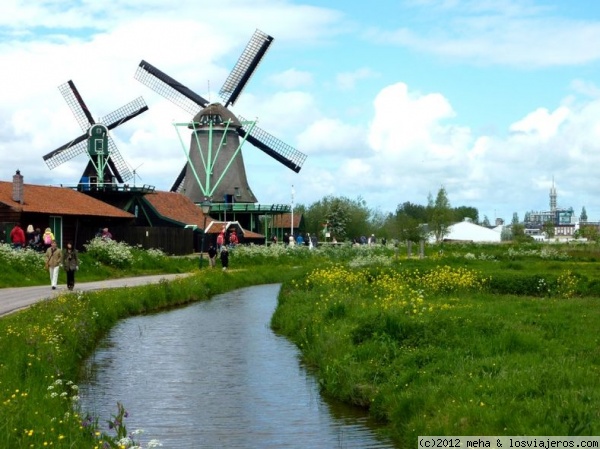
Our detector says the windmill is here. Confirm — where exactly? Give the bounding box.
[128,162,144,187]
[134,29,307,204]
[43,80,148,188]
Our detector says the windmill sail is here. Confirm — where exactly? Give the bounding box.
[219,29,273,107]
[136,29,307,204]
[43,80,147,184]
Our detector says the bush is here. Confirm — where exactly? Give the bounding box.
[83,237,134,268]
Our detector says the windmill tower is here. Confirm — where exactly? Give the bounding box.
[43,80,148,187]
[134,29,307,204]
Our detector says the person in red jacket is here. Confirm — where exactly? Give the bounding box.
[10,223,26,249]
[229,229,239,246]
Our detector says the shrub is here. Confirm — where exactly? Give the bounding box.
[0,244,44,271]
[83,237,134,268]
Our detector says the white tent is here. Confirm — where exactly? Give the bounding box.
[430,220,502,243]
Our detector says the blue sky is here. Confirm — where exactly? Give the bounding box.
[2,0,600,223]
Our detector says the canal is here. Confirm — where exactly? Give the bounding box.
[79,284,396,448]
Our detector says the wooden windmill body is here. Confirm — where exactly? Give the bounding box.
[181,104,258,203]
[135,29,307,205]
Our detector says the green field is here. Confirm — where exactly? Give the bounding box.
[1,240,599,447]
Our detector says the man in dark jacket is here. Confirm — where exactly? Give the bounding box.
[220,246,229,270]
[207,245,217,268]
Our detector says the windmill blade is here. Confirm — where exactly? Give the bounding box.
[96,97,147,183]
[58,80,95,132]
[237,116,307,173]
[106,136,132,183]
[135,60,208,116]
[100,97,148,131]
[219,29,274,107]
[170,164,187,192]
[43,135,88,169]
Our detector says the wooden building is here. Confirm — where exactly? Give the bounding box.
[0,171,134,249]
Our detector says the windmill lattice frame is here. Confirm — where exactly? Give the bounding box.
[134,29,307,204]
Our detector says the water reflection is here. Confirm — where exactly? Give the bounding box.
[80,284,396,448]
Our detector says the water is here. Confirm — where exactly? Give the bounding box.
[79,284,396,448]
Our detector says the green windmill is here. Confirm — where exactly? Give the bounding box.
[135,29,307,205]
[43,80,148,189]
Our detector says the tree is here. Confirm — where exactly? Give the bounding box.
[397,201,429,222]
[512,212,520,225]
[581,207,588,222]
[542,220,555,239]
[577,224,599,242]
[325,199,350,240]
[509,212,531,241]
[396,211,423,243]
[453,206,478,223]
[428,187,453,242]
[301,195,370,242]
[482,215,491,227]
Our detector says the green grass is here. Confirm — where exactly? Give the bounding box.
[271,249,600,445]
[0,262,305,448]
[0,241,198,288]
[3,240,600,447]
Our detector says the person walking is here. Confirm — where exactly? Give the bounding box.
[220,245,229,270]
[62,241,79,291]
[42,227,55,251]
[207,244,217,268]
[10,223,26,249]
[216,229,225,252]
[45,240,62,290]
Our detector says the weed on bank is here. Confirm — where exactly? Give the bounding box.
[272,249,600,446]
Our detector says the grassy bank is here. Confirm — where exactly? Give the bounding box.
[271,243,600,446]
[0,263,305,448]
[0,239,198,288]
[3,240,600,447]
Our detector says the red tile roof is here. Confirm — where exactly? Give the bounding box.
[272,213,302,228]
[143,191,210,228]
[206,221,264,239]
[0,181,134,218]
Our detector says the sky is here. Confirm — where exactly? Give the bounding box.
[2,0,600,224]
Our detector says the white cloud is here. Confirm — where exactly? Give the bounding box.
[369,2,600,67]
[297,118,366,156]
[509,106,570,142]
[368,82,457,158]
[335,67,379,90]
[4,0,600,224]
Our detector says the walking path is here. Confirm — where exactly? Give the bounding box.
[0,273,193,317]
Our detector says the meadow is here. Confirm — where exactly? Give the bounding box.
[272,242,600,445]
[1,239,599,447]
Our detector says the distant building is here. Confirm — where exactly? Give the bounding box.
[523,179,578,239]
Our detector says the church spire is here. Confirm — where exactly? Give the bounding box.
[550,177,557,212]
